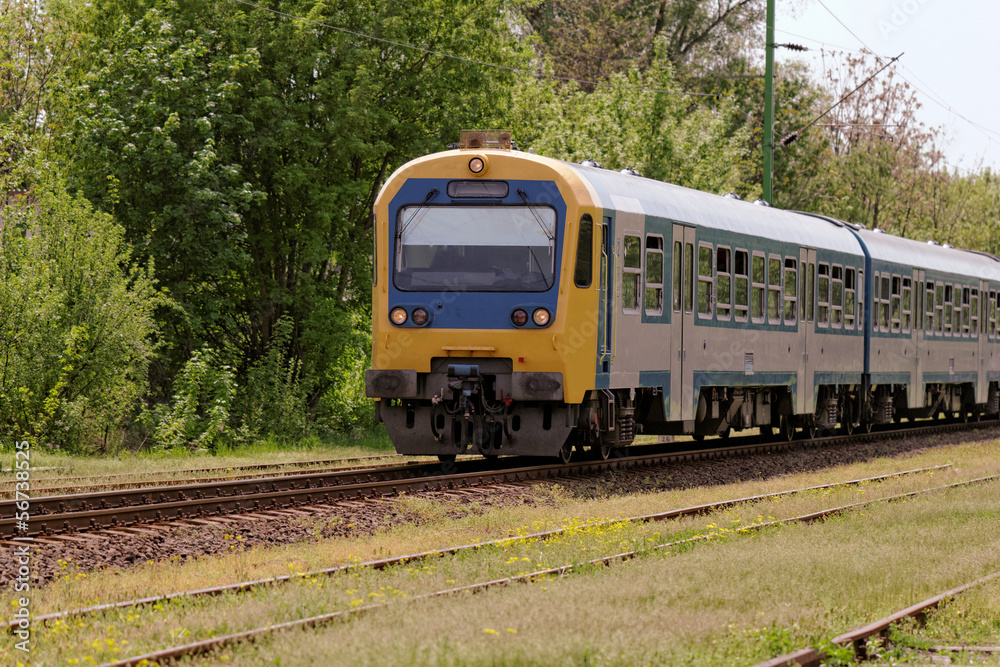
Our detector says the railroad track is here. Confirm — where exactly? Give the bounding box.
[79,467,999,667]
[2,418,996,540]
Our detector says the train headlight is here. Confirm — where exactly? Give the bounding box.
[390,307,408,325]
[468,156,486,174]
[411,307,429,326]
[510,308,528,327]
[532,308,551,327]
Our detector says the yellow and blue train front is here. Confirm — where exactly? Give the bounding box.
[366,151,599,457]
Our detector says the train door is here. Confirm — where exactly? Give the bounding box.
[798,248,816,415]
[979,278,989,404]
[914,269,925,409]
[597,217,613,375]
[671,224,696,426]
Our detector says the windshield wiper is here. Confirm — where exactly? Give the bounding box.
[516,188,555,240]
[396,188,439,240]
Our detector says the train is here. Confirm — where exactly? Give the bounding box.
[366,131,1000,462]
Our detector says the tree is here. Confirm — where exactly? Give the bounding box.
[55,0,532,426]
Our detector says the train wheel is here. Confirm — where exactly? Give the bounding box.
[593,443,613,460]
[759,425,774,439]
[779,414,795,441]
[557,442,573,464]
[806,422,818,439]
[841,402,855,436]
[438,454,457,463]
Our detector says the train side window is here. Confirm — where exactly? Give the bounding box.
[844,268,856,329]
[857,270,864,326]
[684,242,694,313]
[622,235,642,313]
[817,263,830,326]
[990,291,998,338]
[767,255,782,325]
[751,252,766,323]
[672,241,682,312]
[807,263,815,322]
[890,275,901,333]
[971,288,979,336]
[831,265,843,329]
[881,274,891,332]
[574,214,594,288]
[716,246,732,320]
[915,280,923,334]
[872,272,880,332]
[962,287,971,336]
[944,284,953,335]
[734,249,749,322]
[697,243,714,318]
[784,258,797,325]
[644,236,664,315]
[901,277,912,333]
[936,283,945,334]
[925,281,935,334]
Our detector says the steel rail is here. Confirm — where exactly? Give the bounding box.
[94,472,1000,667]
[755,570,1000,667]
[5,418,996,539]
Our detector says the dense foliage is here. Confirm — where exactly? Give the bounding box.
[0,0,996,450]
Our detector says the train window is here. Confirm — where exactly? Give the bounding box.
[807,263,815,322]
[717,246,732,320]
[915,281,923,334]
[817,263,830,326]
[672,241,682,312]
[734,249,749,322]
[971,288,979,336]
[698,244,714,317]
[784,258,797,325]
[622,235,642,313]
[881,275,891,332]
[944,284,953,335]
[962,287,971,336]
[751,252,766,323]
[936,284,945,334]
[990,291,998,338]
[574,215,594,288]
[901,277,912,333]
[889,275,900,333]
[831,265,843,328]
[644,236,664,315]
[685,242,694,313]
[844,268,856,329]
[767,255,782,325]
[857,270,864,326]
[925,281,935,334]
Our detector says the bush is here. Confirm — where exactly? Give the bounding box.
[0,183,162,451]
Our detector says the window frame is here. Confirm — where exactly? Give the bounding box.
[844,267,856,330]
[716,245,732,321]
[751,251,766,324]
[831,264,844,329]
[734,249,749,322]
[697,242,714,319]
[783,257,798,325]
[817,262,830,327]
[643,234,664,316]
[767,253,782,325]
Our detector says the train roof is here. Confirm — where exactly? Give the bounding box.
[850,226,1000,281]
[567,160,865,256]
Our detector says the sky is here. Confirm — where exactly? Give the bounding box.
[775,0,1000,174]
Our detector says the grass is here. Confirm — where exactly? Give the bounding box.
[1,436,999,664]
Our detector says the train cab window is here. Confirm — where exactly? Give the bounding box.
[734,249,749,322]
[622,235,642,313]
[971,288,979,336]
[925,281,935,334]
[767,255,782,325]
[831,265,843,328]
[990,291,998,339]
[962,287,971,336]
[672,241,682,312]
[573,214,594,288]
[644,235,664,315]
[944,285,953,335]
[783,258,797,325]
[716,246,732,320]
[698,244,714,318]
[751,252,765,323]
[817,263,830,326]
[844,268,856,329]
[901,277,912,333]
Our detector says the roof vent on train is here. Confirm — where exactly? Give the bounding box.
[580,159,603,168]
[723,192,743,200]
[927,240,940,245]
[873,227,885,234]
[752,198,771,206]
[619,167,643,177]
[943,243,954,249]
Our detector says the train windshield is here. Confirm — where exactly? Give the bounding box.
[394,205,557,292]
